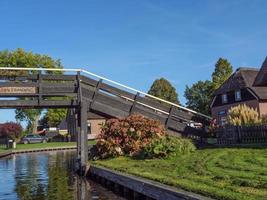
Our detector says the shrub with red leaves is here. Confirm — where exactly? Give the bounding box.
[93,114,167,159]
[0,122,23,140]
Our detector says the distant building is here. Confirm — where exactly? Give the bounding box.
[87,112,106,140]
[64,111,106,141]
[211,57,267,126]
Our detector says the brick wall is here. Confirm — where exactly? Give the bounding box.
[88,119,106,137]
[211,100,259,125]
[258,101,267,116]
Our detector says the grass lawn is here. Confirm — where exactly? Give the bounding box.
[0,140,96,152]
[93,147,267,200]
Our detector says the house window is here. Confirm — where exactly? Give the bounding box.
[222,94,228,104]
[219,116,227,126]
[218,110,227,126]
[235,90,241,101]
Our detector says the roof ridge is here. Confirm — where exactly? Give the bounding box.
[236,67,259,71]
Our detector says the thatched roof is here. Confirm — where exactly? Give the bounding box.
[214,64,267,100]
[253,57,267,86]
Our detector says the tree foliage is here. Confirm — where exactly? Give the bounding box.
[45,108,67,127]
[0,122,23,140]
[15,109,41,133]
[0,48,63,132]
[184,80,213,115]
[227,105,261,126]
[0,48,63,75]
[148,78,179,104]
[212,58,233,90]
[184,57,233,115]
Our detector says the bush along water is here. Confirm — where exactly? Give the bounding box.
[137,136,196,159]
[89,114,196,160]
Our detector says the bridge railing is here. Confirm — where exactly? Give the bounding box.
[0,67,211,124]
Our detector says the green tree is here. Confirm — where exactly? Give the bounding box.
[212,58,233,90]
[45,108,67,127]
[148,78,179,104]
[0,48,63,133]
[184,57,233,116]
[15,109,41,133]
[184,80,213,115]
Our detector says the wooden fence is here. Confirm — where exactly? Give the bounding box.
[217,125,267,144]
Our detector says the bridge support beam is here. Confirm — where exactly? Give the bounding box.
[77,101,89,176]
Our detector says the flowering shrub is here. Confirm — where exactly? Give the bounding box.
[136,136,196,159]
[90,114,196,160]
[0,122,23,141]
[92,114,166,159]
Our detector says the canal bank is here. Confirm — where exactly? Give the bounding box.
[87,165,213,200]
[0,146,76,158]
[1,146,214,200]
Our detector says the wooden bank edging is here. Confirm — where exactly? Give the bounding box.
[88,165,214,200]
[0,146,76,158]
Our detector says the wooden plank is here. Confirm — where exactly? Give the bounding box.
[132,105,167,124]
[42,74,76,81]
[0,82,38,87]
[41,82,75,87]
[100,82,136,99]
[0,93,77,97]
[42,85,76,93]
[0,74,37,81]
[0,100,77,108]
[81,87,94,99]
[136,96,170,113]
[94,92,132,113]
[172,107,194,121]
[167,118,187,132]
[80,76,98,87]
[40,100,78,107]
[91,101,128,118]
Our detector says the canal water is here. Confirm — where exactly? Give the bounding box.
[0,151,124,200]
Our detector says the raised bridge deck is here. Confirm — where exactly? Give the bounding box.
[0,67,211,136]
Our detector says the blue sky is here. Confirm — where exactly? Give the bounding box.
[0,0,267,124]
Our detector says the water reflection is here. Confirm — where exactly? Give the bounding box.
[0,151,121,200]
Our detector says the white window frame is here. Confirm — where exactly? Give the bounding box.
[222,94,228,104]
[235,90,241,101]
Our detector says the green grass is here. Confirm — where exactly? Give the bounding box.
[0,140,96,152]
[93,147,267,200]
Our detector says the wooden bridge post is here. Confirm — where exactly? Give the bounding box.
[130,92,140,114]
[38,70,42,105]
[76,71,89,175]
[165,105,175,130]
[77,102,89,175]
[81,101,88,172]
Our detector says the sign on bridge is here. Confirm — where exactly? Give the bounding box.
[0,87,36,94]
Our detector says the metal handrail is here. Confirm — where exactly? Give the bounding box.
[0,67,211,119]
